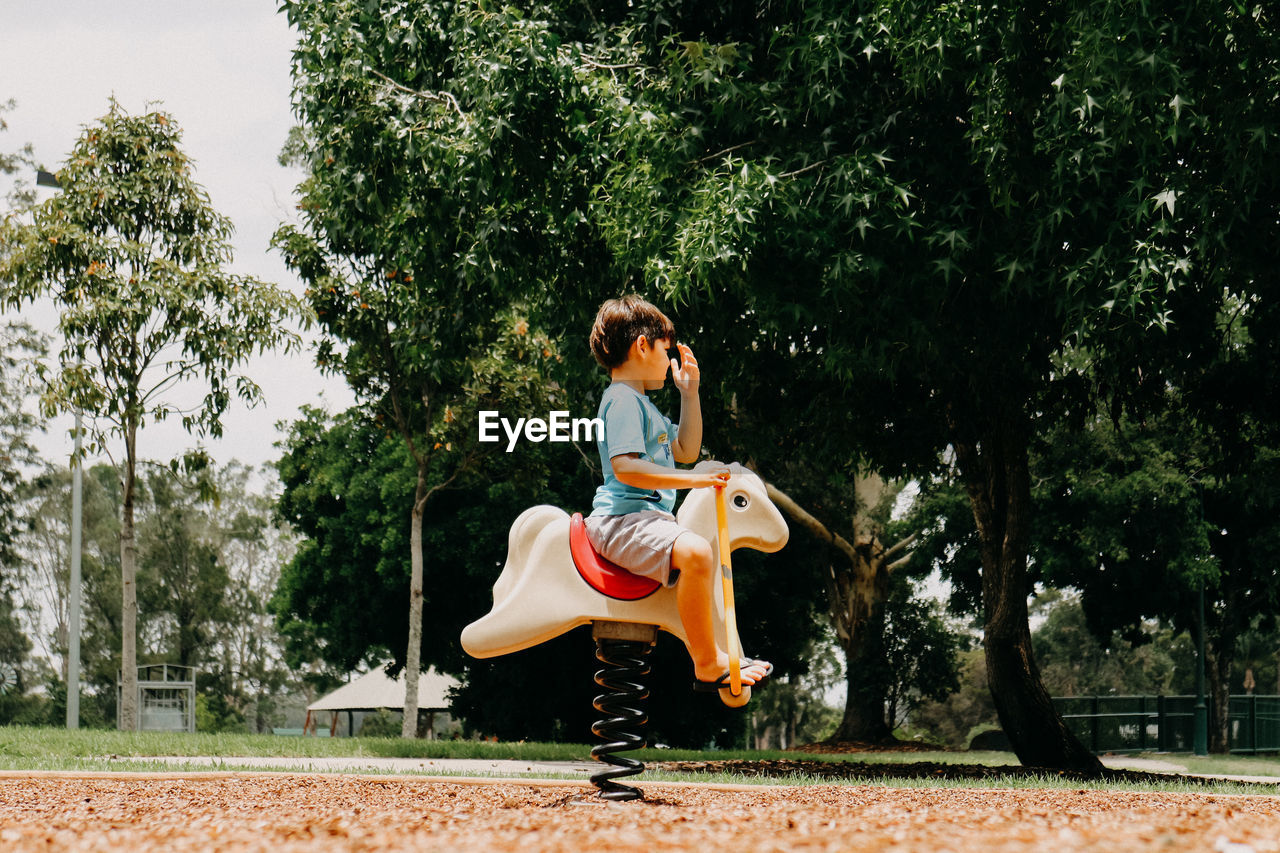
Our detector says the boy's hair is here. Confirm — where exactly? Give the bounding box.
[589,295,677,369]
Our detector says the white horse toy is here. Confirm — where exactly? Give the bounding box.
[461,462,789,707]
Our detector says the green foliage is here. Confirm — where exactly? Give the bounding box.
[270,0,1280,762]
[906,647,998,750]
[1030,590,1194,698]
[1031,410,1214,638]
[883,574,963,729]
[272,405,593,674]
[195,692,246,734]
[0,99,305,729]
[0,101,304,448]
[0,321,45,698]
[11,461,301,730]
[273,407,418,673]
[139,471,231,668]
[276,0,585,442]
[358,708,400,738]
[1232,623,1280,696]
[0,99,35,210]
[0,321,44,568]
[11,464,123,725]
[750,631,843,748]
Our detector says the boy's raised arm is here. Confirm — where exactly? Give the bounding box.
[670,342,703,464]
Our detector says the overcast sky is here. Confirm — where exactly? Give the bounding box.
[2,0,354,471]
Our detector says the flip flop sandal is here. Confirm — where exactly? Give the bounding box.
[692,671,740,693]
[692,660,774,692]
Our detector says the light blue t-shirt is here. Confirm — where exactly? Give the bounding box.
[590,383,678,516]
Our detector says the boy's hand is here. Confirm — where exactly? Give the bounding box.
[691,467,731,489]
[671,343,700,395]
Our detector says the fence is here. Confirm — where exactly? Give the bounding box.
[1053,695,1280,754]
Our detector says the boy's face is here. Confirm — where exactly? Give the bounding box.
[635,335,672,390]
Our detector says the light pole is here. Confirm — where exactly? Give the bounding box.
[36,168,82,730]
[1190,474,1208,756]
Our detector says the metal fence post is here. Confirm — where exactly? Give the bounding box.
[1090,696,1100,753]
[1250,694,1258,754]
[1156,695,1166,752]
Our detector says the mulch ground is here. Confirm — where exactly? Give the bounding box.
[1,771,1278,852]
[654,758,1260,789]
[648,738,1278,788]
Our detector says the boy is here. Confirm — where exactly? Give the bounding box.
[586,295,772,690]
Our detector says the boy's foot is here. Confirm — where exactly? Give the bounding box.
[692,658,773,692]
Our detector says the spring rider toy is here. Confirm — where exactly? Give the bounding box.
[461,461,789,800]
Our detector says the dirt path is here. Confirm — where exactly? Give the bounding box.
[1,773,1277,852]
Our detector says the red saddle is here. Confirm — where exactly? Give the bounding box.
[569,513,662,601]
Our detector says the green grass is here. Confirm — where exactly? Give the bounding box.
[0,727,586,762]
[0,728,1023,766]
[2,728,1279,796]
[1111,751,1280,778]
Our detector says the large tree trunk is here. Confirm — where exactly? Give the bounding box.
[954,423,1103,773]
[401,466,428,738]
[829,568,890,742]
[831,604,892,742]
[766,477,907,744]
[118,422,139,731]
[1203,637,1233,753]
[1205,576,1241,754]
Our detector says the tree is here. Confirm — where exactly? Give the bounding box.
[579,0,1280,771]
[273,404,580,665]
[0,320,44,715]
[882,572,963,733]
[763,475,918,742]
[906,647,997,750]
[15,459,299,729]
[0,321,43,563]
[207,462,300,733]
[276,0,615,736]
[1029,589,1193,699]
[137,460,300,732]
[11,462,124,726]
[1035,411,1280,752]
[749,630,843,749]
[0,101,303,729]
[0,98,35,210]
[908,396,1280,753]
[137,467,230,670]
[272,1,1280,769]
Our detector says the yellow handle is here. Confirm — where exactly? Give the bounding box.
[714,484,742,697]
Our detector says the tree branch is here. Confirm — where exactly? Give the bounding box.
[369,68,465,118]
[577,54,641,72]
[764,480,857,564]
[886,553,912,573]
[779,159,829,179]
[694,140,760,165]
[883,531,917,561]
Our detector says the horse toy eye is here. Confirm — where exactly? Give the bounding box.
[732,493,750,509]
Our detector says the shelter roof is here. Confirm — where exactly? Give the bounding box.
[306,666,458,712]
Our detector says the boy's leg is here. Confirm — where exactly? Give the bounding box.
[671,531,771,685]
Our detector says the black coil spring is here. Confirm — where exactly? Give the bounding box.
[590,637,653,801]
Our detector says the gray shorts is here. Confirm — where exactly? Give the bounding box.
[585,510,686,588]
